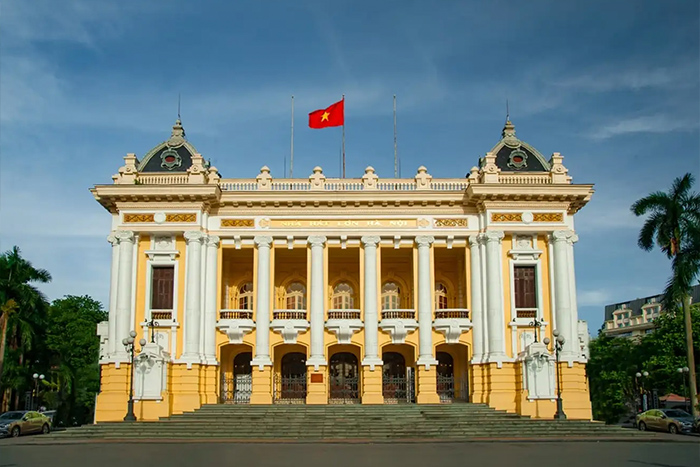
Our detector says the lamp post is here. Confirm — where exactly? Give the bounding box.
[31,373,44,411]
[528,317,543,343]
[144,317,160,344]
[677,367,690,413]
[635,371,649,411]
[544,329,566,420]
[122,331,147,422]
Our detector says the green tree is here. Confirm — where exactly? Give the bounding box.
[0,246,51,409]
[587,335,640,423]
[632,173,700,417]
[45,295,106,426]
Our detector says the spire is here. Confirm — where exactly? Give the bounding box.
[167,118,186,147]
[501,119,520,149]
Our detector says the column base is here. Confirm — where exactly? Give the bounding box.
[251,356,272,371]
[250,366,273,404]
[361,366,384,404]
[306,356,327,371]
[361,356,383,371]
[416,366,440,404]
[170,363,204,415]
[416,356,438,370]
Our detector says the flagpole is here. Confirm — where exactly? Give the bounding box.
[393,95,397,177]
[290,95,294,178]
[342,94,346,179]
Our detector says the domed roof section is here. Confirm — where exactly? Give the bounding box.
[137,119,201,173]
[486,120,551,172]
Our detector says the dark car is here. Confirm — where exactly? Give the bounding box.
[636,408,696,434]
[0,411,52,437]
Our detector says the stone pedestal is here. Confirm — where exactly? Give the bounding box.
[361,367,384,404]
[306,367,328,404]
[416,366,439,404]
[170,364,202,415]
[250,367,273,404]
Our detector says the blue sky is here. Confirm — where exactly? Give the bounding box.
[1,0,698,334]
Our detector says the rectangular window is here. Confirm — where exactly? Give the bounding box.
[151,266,175,310]
[514,265,537,309]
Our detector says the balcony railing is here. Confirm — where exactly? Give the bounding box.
[150,310,173,321]
[327,309,361,320]
[219,310,253,320]
[515,308,537,319]
[273,310,308,320]
[381,309,416,320]
[435,309,470,319]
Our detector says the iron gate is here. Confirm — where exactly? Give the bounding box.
[437,374,469,403]
[273,374,307,404]
[329,375,359,403]
[220,373,252,404]
[382,368,415,404]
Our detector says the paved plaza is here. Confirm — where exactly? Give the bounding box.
[0,440,698,467]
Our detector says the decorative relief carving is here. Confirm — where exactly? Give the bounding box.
[221,219,255,228]
[533,213,563,222]
[434,218,468,228]
[165,213,197,223]
[491,213,522,223]
[124,213,155,223]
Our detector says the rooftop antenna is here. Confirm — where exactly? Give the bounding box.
[505,98,509,122]
[178,93,181,120]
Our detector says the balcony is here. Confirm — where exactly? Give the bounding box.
[325,309,363,344]
[216,309,255,344]
[379,309,418,344]
[433,308,472,344]
[271,309,309,344]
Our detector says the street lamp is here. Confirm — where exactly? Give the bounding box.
[122,331,147,422]
[635,371,649,411]
[528,317,543,343]
[544,329,567,420]
[677,367,690,413]
[31,373,44,410]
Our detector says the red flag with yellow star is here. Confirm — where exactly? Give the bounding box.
[308,99,344,128]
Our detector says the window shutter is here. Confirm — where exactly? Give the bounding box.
[151,266,175,310]
[514,266,537,309]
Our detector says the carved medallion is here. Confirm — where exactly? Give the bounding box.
[507,149,528,170]
[160,148,182,171]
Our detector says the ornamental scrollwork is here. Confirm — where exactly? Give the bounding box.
[491,213,522,223]
[221,219,255,228]
[124,213,155,223]
[165,213,197,223]
[434,218,468,228]
[533,213,563,222]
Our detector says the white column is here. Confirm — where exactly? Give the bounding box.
[251,236,273,369]
[361,236,382,369]
[416,235,438,368]
[114,230,135,360]
[568,234,580,359]
[203,235,220,365]
[182,230,205,363]
[469,235,484,363]
[552,230,577,360]
[307,236,327,369]
[484,230,506,362]
[106,233,120,358]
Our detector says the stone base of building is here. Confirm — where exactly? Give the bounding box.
[94,361,592,422]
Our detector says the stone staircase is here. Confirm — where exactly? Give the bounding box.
[47,404,652,441]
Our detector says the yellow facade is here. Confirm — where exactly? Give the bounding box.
[93,118,594,422]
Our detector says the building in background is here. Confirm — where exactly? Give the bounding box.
[92,118,594,422]
[602,285,700,339]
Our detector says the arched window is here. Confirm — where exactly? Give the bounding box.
[381,282,401,310]
[238,282,254,310]
[435,282,448,310]
[332,282,355,309]
[286,282,306,310]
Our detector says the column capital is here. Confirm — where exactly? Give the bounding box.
[483,230,504,243]
[468,234,483,247]
[114,230,135,243]
[107,232,120,246]
[551,229,575,244]
[307,235,327,248]
[361,235,381,247]
[254,235,273,248]
[206,235,221,247]
[184,230,206,243]
[415,235,434,247]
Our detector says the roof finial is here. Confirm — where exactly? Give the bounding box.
[506,98,510,123]
[178,93,181,121]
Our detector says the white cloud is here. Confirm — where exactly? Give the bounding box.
[589,114,699,140]
[552,64,697,93]
[578,289,614,307]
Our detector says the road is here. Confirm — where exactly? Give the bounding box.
[0,440,698,467]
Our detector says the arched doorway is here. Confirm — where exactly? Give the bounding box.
[231,352,252,403]
[329,352,359,403]
[219,345,252,404]
[436,351,454,402]
[382,352,414,403]
[275,352,307,403]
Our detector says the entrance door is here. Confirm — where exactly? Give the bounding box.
[329,352,359,403]
[275,352,307,403]
[436,352,454,403]
[383,352,413,403]
[233,352,252,403]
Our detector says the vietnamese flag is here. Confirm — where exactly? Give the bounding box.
[308,99,344,129]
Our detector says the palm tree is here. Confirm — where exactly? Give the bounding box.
[0,247,51,397]
[632,173,700,418]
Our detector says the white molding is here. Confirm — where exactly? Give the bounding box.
[270,318,310,344]
[379,317,418,344]
[433,317,472,344]
[325,316,363,344]
[217,317,255,344]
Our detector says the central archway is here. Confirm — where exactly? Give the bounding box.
[382,350,414,403]
[275,352,307,403]
[329,352,359,403]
